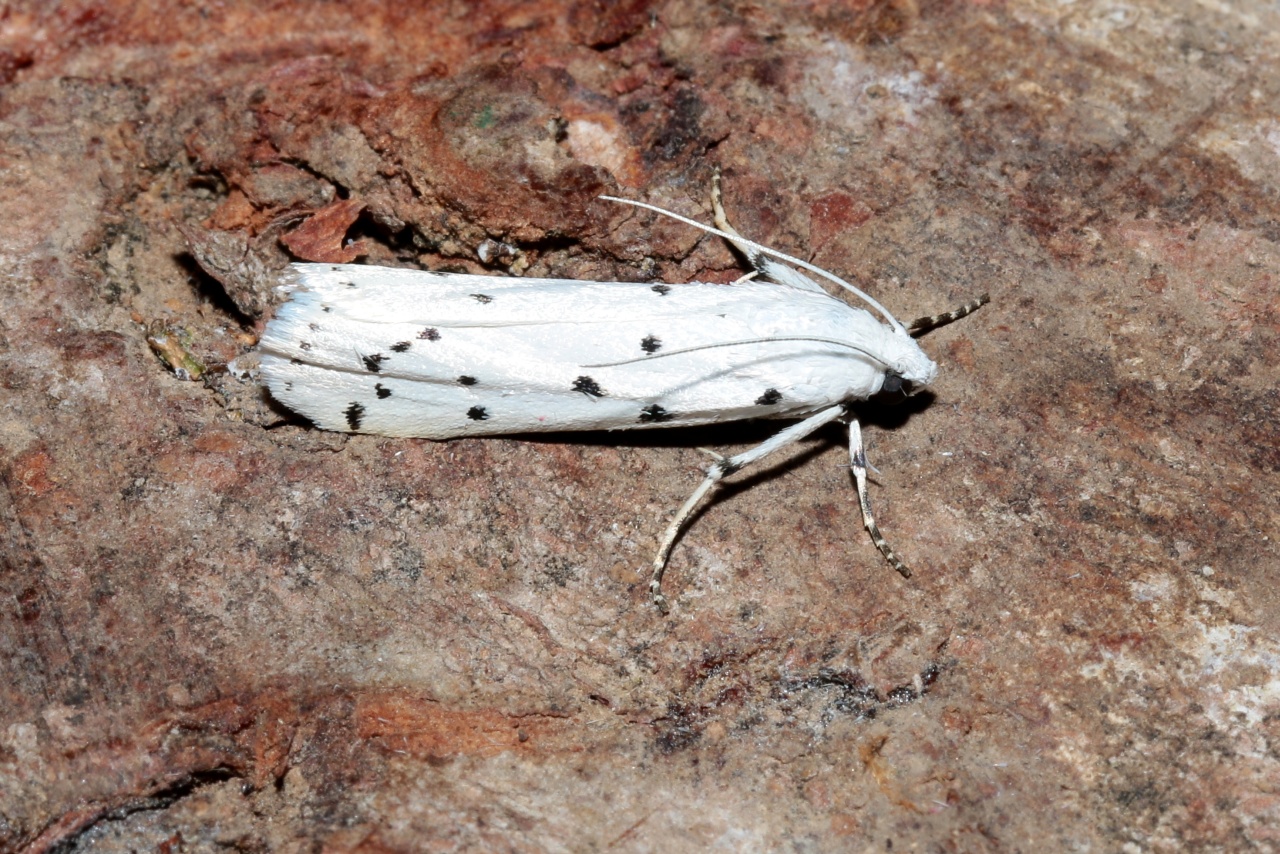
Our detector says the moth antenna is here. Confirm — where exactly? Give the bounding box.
[599,195,908,335]
[908,294,990,336]
[582,336,891,369]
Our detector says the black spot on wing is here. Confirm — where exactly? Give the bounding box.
[418,328,441,341]
[308,322,320,331]
[299,341,312,351]
[640,335,662,354]
[362,353,388,373]
[391,341,411,353]
[457,375,477,386]
[345,401,365,430]
[467,405,489,421]
[471,293,494,304]
[573,376,605,397]
[322,305,332,313]
[755,388,782,405]
[651,284,671,296]
[639,404,673,423]
[375,383,391,399]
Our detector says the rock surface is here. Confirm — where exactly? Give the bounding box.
[3,0,1279,849]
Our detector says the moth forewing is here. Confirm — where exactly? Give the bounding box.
[257,180,977,611]
[258,267,925,437]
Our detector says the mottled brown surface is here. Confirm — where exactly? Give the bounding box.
[2,0,1279,851]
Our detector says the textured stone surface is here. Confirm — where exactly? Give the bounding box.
[3,0,1279,850]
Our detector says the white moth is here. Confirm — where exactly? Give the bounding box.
[258,175,985,612]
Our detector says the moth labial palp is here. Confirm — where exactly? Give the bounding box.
[255,171,986,614]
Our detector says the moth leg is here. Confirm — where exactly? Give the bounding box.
[710,169,829,294]
[710,169,770,274]
[848,417,912,579]
[650,404,848,612]
[710,168,750,247]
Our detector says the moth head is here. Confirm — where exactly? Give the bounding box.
[882,340,937,393]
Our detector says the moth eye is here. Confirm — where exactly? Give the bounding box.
[881,372,904,395]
